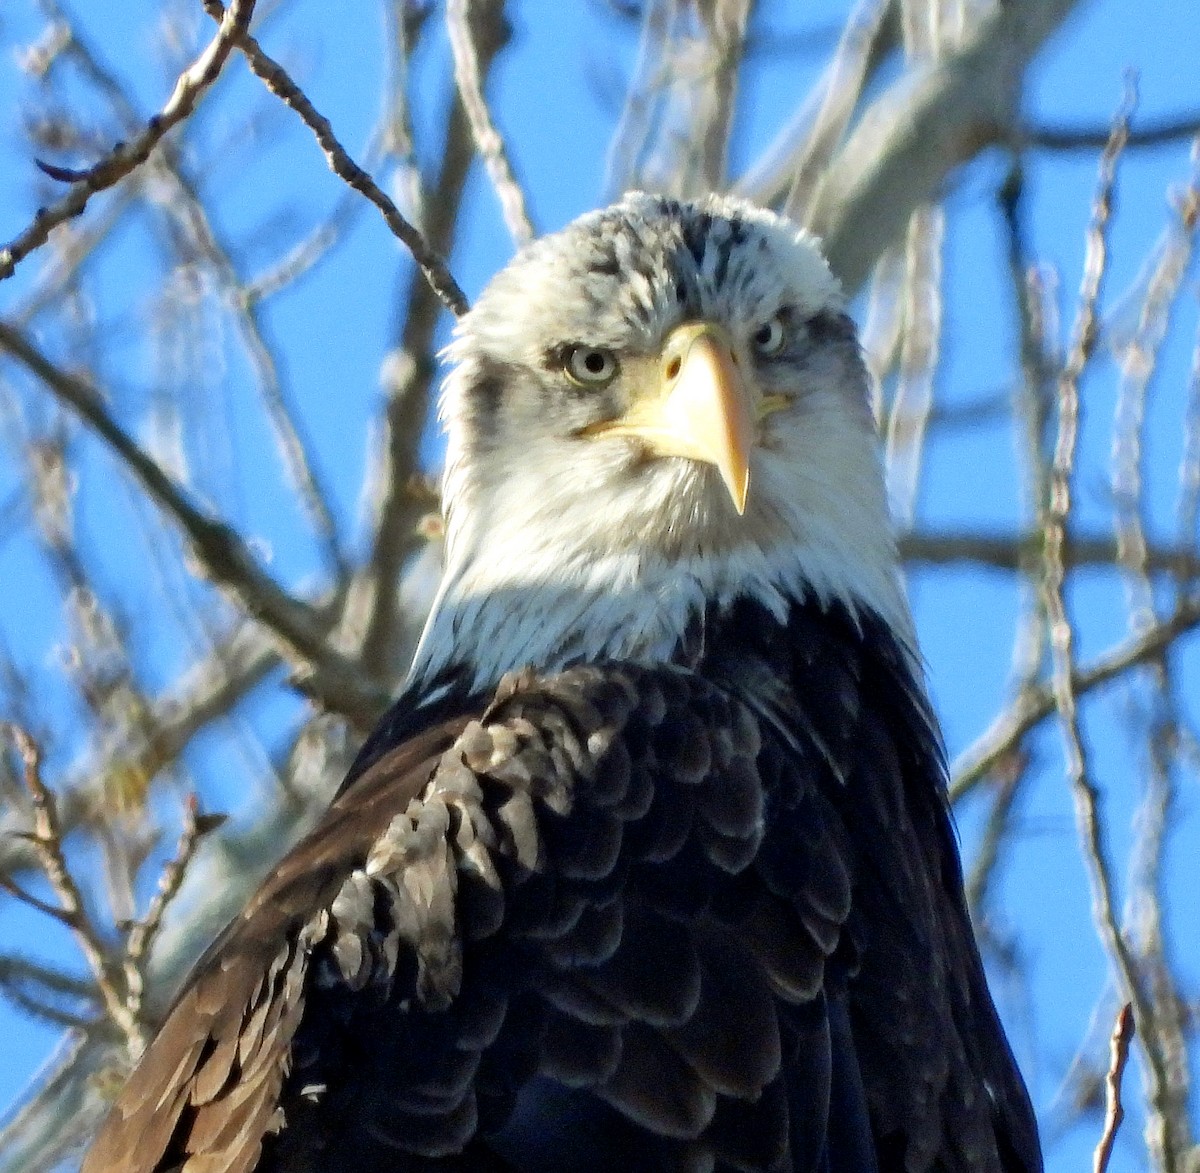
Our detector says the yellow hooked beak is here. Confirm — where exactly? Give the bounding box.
[581,322,783,514]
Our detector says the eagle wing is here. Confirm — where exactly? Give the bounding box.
[83,660,1035,1173]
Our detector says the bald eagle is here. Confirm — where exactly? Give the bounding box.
[83,194,1041,1173]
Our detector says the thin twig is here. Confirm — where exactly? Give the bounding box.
[1093,1003,1135,1173]
[380,0,430,239]
[244,188,365,303]
[999,163,1057,526]
[2,726,144,1053]
[0,606,291,887]
[355,8,509,679]
[1129,688,1196,1161]
[604,0,672,197]
[1177,303,1200,568]
[18,426,161,922]
[9,190,136,327]
[976,167,1056,892]
[782,0,893,225]
[1043,83,1187,1173]
[446,0,533,246]
[0,0,256,281]
[951,593,1200,799]
[963,752,1024,918]
[40,0,365,574]
[0,322,388,724]
[0,876,84,925]
[202,0,468,317]
[1109,145,1200,1162]
[1170,144,1200,592]
[154,166,348,579]
[1031,113,1200,152]
[0,953,97,1030]
[885,201,944,527]
[860,244,906,413]
[1110,149,1200,630]
[121,795,224,1019]
[899,529,1200,575]
[693,0,753,192]
[36,0,142,125]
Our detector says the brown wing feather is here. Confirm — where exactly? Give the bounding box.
[84,653,1034,1173]
[82,721,470,1173]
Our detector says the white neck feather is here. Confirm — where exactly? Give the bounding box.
[407,392,917,696]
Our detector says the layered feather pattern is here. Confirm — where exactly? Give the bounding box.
[85,602,1040,1173]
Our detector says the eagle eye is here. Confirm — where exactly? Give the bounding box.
[752,314,787,356]
[564,345,619,386]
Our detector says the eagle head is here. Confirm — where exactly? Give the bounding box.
[412,193,913,691]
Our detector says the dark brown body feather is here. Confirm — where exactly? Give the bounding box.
[83,600,1040,1173]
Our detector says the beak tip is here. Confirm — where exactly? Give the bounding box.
[724,466,750,515]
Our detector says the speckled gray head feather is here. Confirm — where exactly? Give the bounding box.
[411,193,916,692]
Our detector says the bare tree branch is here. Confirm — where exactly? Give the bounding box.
[0,621,273,882]
[694,0,753,192]
[963,752,1024,919]
[1032,113,1200,152]
[0,0,256,282]
[446,0,533,246]
[1094,1004,1135,1173]
[1128,684,1196,1162]
[0,322,387,724]
[0,953,96,1030]
[121,796,224,1021]
[0,1031,114,1172]
[604,0,673,197]
[1,726,143,1053]
[203,0,468,318]
[1042,92,1189,1173]
[1178,242,1200,579]
[1112,144,1200,1169]
[737,0,894,216]
[900,529,1200,575]
[151,167,348,579]
[807,0,1087,292]
[355,2,510,681]
[780,0,893,226]
[950,593,1200,800]
[884,201,943,527]
[243,188,367,303]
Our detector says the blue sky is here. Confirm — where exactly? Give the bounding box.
[0,2,1198,1169]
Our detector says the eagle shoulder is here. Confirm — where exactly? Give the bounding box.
[84,662,852,1173]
